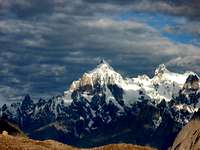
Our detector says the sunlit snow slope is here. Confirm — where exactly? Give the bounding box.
[64,60,199,108]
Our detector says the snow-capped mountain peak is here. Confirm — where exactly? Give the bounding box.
[155,64,169,76]
[153,64,193,85]
[89,59,118,77]
[68,60,124,93]
[63,62,200,109]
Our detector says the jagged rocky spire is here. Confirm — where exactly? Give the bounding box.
[98,59,108,65]
[155,64,169,76]
[183,74,199,91]
[96,59,113,71]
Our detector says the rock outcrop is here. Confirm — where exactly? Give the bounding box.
[170,111,200,150]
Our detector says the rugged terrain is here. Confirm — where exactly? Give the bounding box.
[0,61,199,150]
[0,134,154,150]
[170,111,200,150]
[0,134,77,150]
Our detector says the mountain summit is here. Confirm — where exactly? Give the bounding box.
[97,59,111,67]
[67,60,123,92]
[64,62,199,106]
[155,64,169,76]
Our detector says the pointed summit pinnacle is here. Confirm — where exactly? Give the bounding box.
[98,59,107,65]
[97,59,110,66]
[96,59,113,70]
[155,64,169,76]
[67,59,122,92]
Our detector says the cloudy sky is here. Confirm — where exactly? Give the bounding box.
[0,0,200,104]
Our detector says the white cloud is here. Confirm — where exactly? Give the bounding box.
[166,56,200,73]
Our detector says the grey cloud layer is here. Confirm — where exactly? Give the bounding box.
[84,0,200,20]
[1,0,200,19]
[0,0,199,103]
[0,0,54,18]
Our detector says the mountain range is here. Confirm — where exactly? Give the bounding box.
[0,60,199,150]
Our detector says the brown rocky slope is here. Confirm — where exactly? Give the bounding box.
[170,113,200,150]
[0,118,155,150]
[0,134,155,150]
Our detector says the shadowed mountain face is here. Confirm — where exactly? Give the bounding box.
[171,111,200,150]
[0,118,23,136]
[0,62,200,150]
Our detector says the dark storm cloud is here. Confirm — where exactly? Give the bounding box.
[0,0,199,20]
[84,0,200,20]
[0,0,199,103]
[0,0,54,18]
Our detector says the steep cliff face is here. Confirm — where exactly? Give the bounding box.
[183,74,199,91]
[171,112,200,150]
